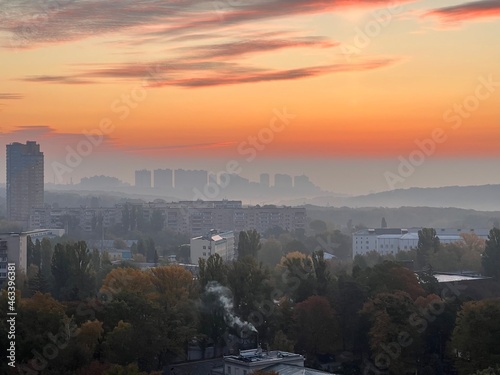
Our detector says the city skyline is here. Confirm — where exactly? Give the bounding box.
[1,0,500,195]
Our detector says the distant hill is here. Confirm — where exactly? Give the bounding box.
[280,185,500,211]
[305,205,500,231]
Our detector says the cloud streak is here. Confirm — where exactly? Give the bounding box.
[424,0,500,24]
[0,0,412,48]
[0,93,24,99]
[20,57,400,88]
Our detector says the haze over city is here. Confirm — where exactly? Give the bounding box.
[2,1,500,375]
[1,0,500,195]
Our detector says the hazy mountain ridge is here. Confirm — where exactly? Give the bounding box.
[280,184,500,211]
[306,205,500,230]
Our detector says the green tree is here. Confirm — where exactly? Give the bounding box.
[362,291,423,374]
[227,257,271,319]
[28,268,50,295]
[72,241,96,299]
[381,217,388,228]
[27,236,41,267]
[309,219,327,234]
[452,298,500,374]
[40,237,53,280]
[237,229,261,260]
[52,243,73,299]
[146,238,156,263]
[417,228,440,269]
[198,253,228,289]
[258,238,283,268]
[482,228,500,279]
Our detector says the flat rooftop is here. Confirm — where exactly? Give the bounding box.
[434,273,489,283]
[225,349,303,364]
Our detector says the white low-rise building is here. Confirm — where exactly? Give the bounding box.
[353,228,490,258]
[214,348,334,375]
[190,230,235,264]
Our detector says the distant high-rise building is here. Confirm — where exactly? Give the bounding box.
[154,169,173,189]
[174,169,207,192]
[294,175,316,192]
[6,141,44,228]
[135,169,152,188]
[274,173,293,189]
[260,173,270,188]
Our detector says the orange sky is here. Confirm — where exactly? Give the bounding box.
[1,0,500,192]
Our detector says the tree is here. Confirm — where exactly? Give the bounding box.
[452,299,500,374]
[381,217,388,228]
[137,238,146,256]
[309,219,327,234]
[114,239,128,249]
[237,230,261,260]
[227,257,272,319]
[294,295,339,358]
[73,241,97,299]
[198,253,228,289]
[28,267,50,295]
[417,228,440,269]
[52,243,74,299]
[100,268,152,298]
[362,291,423,374]
[278,252,316,303]
[482,228,500,279]
[27,236,41,267]
[40,237,53,279]
[149,265,194,304]
[354,261,425,300]
[258,238,283,268]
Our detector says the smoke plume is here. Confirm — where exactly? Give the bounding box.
[205,281,257,334]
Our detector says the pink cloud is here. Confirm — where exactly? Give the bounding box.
[424,0,500,24]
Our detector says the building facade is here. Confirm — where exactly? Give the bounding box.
[153,169,173,189]
[215,348,334,375]
[190,230,235,264]
[30,201,306,237]
[6,141,44,229]
[135,169,152,188]
[0,229,64,282]
[353,228,490,258]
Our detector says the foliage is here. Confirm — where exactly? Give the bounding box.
[362,291,423,374]
[451,298,500,374]
[294,295,340,358]
[237,229,262,260]
[482,228,500,279]
[417,228,440,269]
[198,253,228,289]
[258,238,283,268]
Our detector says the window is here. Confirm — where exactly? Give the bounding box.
[203,246,206,249]
[203,252,206,256]
[227,366,231,374]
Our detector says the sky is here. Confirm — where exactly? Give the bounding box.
[1,0,500,195]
